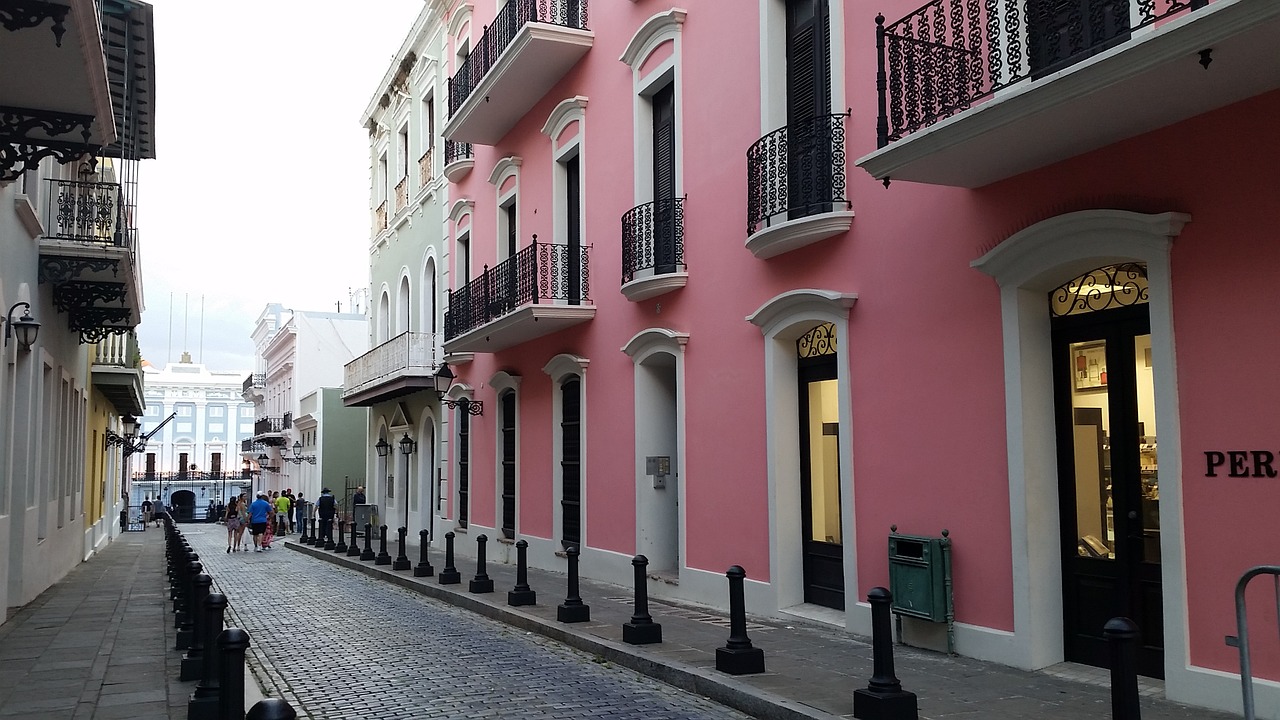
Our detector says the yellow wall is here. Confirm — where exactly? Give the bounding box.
[85,387,113,526]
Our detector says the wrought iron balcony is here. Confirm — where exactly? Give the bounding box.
[253,416,286,438]
[745,112,853,259]
[241,438,254,453]
[621,198,687,302]
[90,330,143,416]
[444,237,594,353]
[343,331,444,407]
[242,373,265,393]
[443,139,474,182]
[44,179,126,244]
[444,0,592,144]
[857,0,1280,187]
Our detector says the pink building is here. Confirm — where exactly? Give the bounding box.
[427,0,1280,713]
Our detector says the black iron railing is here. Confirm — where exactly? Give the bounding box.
[875,0,1208,147]
[746,112,850,236]
[253,417,286,436]
[241,373,264,393]
[445,237,591,340]
[241,438,253,453]
[447,0,589,118]
[622,197,684,284]
[444,139,473,165]
[45,179,126,244]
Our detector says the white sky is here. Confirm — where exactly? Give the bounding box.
[136,0,424,374]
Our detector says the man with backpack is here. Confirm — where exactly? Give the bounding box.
[317,488,337,543]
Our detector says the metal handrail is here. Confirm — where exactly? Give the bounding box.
[874,0,1209,147]
[445,139,473,166]
[1227,565,1280,720]
[621,197,685,284]
[746,112,850,236]
[44,178,127,244]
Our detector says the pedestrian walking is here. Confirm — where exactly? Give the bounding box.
[235,492,250,551]
[317,488,336,543]
[224,496,243,553]
[353,486,366,506]
[294,493,306,536]
[274,492,291,536]
[284,488,297,533]
[248,492,272,552]
[264,499,276,549]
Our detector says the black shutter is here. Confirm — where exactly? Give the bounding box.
[652,84,677,274]
[566,156,581,304]
[457,408,469,527]
[560,378,581,547]
[501,391,517,539]
[786,0,833,220]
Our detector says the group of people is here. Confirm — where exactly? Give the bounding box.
[223,487,342,553]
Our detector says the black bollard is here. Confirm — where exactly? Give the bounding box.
[246,698,298,720]
[217,628,249,720]
[176,560,202,639]
[334,521,349,553]
[347,521,362,556]
[1105,617,1142,720]
[853,587,918,720]
[360,523,376,561]
[715,565,765,674]
[376,525,392,565]
[557,545,590,623]
[414,529,434,577]
[180,573,212,678]
[507,539,536,606]
[438,531,461,584]
[188,593,227,720]
[298,515,310,544]
[322,517,336,550]
[622,555,662,644]
[393,526,411,570]
[469,534,494,593]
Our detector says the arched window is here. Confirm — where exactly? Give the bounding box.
[398,276,411,335]
[378,291,391,344]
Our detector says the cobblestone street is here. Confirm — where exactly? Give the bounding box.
[185,526,749,719]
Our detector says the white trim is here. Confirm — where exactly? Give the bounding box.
[746,211,855,260]
[621,272,689,303]
[542,353,589,382]
[748,289,860,630]
[540,96,589,139]
[448,198,474,225]
[489,371,522,393]
[971,210,1192,678]
[621,327,689,358]
[619,8,687,66]
[491,374,521,540]
[758,0,846,131]
[487,156,524,188]
[448,3,473,44]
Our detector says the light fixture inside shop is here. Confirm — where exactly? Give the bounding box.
[4,302,40,351]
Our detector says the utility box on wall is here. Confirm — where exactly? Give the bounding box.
[887,526,954,654]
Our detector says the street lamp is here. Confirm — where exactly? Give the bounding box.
[375,437,391,512]
[399,433,416,531]
[4,302,40,351]
[433,363,483,416]
[284,440,316,465]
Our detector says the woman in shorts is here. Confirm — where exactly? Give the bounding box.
[224,496,242,553]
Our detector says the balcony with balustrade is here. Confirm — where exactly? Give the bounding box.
[443,139,474,182]
[443,0,593,145]
[621,197,687,301]
[252,416,288,447]
[856,0,1280,187]
[343,331,445,407]
[444,237,594,353]
[90,330,144,416]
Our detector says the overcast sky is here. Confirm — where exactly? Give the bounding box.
[136,0,423,374]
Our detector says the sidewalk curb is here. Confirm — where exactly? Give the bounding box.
[287,541,840,720]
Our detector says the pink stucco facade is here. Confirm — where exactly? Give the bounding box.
[429,0,1280,712]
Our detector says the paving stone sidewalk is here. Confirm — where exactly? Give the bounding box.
[287,531,1240,720]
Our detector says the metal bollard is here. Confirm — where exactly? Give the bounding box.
[1105,617,1142,720]
[180,573,212,677]
[469,534,494,593]
[507,539,536,606]
[393,526,411,570]
[334,520,349,554]
[176,560,202,638]
[415,529,435,577]
[298,515,310,544]
[376,525,392,565]
[347,521,362,556]
[438,531,461,584]
[246,698,298,720]
[715,566,765,674]
[217,628,250,720]
[622,555,662,644]
[557,545,590,623]
[322,517,336,550]
[360,523,376,561]
[188,593,227,720]
[853,587,918,720]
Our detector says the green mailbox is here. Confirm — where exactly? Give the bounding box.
[887,526,954,654]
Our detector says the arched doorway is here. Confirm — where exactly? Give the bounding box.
[1051,263,1162,677]
[797,322,843,610]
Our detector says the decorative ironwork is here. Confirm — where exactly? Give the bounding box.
[253,417,287,436]
[621,197,685,284]
[47,179,123,243]
[444,139,472,166]
[1049,263,1149,317]
[0,2,70,46]
[38,256,120,284]
[876,0,1207,148]
[444,237,591,340]
[78,323,131,344]
[442,396,484,416]
[447,0,589,118]
[0,106,98,181]
[797,322,838,358]
[241,373,265,393]
[52,280,126,312]
[747,112,850,236]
